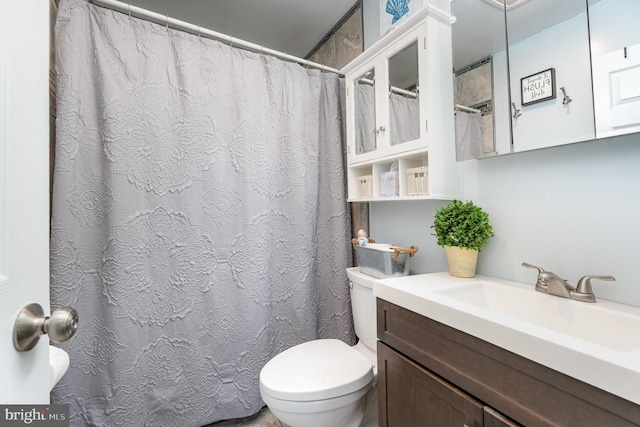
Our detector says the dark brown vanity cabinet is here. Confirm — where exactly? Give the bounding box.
[378,341,520,426]
[376,298,640,427]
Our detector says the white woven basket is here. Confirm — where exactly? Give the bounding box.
[406,166,428,196]
[357,175,373,198]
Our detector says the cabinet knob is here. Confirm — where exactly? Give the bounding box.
[374,126,386,134]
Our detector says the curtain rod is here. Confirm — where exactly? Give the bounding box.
[90,0,344,75]
[358,78,417,98]
[455,104,481,113]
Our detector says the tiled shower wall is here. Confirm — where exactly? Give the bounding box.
[307,3,363,70]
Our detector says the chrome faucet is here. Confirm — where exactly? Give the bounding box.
[522,262,615,303]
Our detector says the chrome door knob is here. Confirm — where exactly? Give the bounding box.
[13,303,79,352]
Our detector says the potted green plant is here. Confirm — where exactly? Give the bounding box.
[431,200,494,278]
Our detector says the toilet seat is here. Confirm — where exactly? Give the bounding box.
[259,339,374,402]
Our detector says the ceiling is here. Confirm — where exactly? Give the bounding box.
[118,0,600,73]
[126,0,358,58]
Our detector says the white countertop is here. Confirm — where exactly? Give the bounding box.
[373,272,640,405]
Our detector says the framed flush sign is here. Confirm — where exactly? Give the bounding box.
[521,68,556,106]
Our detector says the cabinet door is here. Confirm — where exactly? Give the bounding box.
[380,26,427,157]
[507,0,595,152]
[346,25,428,165]
[347,62,382,164]
[378,342,484,427]
[483,407,522,427]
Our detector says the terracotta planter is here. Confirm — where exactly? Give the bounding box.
[444,246,478,278]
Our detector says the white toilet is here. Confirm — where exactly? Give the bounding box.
[259,267,379,427]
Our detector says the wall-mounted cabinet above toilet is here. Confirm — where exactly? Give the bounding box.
[342,5,459,202]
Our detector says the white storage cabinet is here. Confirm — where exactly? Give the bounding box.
[342,5,459,201]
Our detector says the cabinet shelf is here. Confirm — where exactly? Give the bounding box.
[347,195,456,202]
[348,153,431,200]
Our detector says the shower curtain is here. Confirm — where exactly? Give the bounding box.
[50,0,354,425]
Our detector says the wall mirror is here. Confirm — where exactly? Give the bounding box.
[354,68,377,156]
[388,41,420,147]
[452,0,640,160]
[506,0,594,152]
[451,0,511,160]
[588,0,640,139]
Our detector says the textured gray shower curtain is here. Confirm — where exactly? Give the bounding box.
[51,0,353,425]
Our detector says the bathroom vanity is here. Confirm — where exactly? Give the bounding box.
[374,273,640,426]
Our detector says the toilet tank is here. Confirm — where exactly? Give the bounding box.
[346,267,378,352]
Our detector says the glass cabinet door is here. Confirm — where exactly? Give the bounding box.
[354,68,377,156]
[388,41,420,147]
[347,64,382,164]
[380,27,427,157]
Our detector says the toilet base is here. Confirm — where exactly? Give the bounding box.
[263,382,374,427]
[270,400,365,427]
[360,385,378,427]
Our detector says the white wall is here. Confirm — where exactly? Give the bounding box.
[372,133,640,307]
[463,133,640,307]
[370,200,450,275]
[362,0,380,50]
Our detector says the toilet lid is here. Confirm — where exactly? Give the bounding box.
[260,339,374,402]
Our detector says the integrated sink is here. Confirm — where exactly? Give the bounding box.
[433,280,640,352]
[373,272,640,405]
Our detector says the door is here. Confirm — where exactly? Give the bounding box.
[0,0,51,404]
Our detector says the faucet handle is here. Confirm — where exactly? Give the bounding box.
[521,262,544,273]
[522,262,555,292]
[576,275,616,295]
